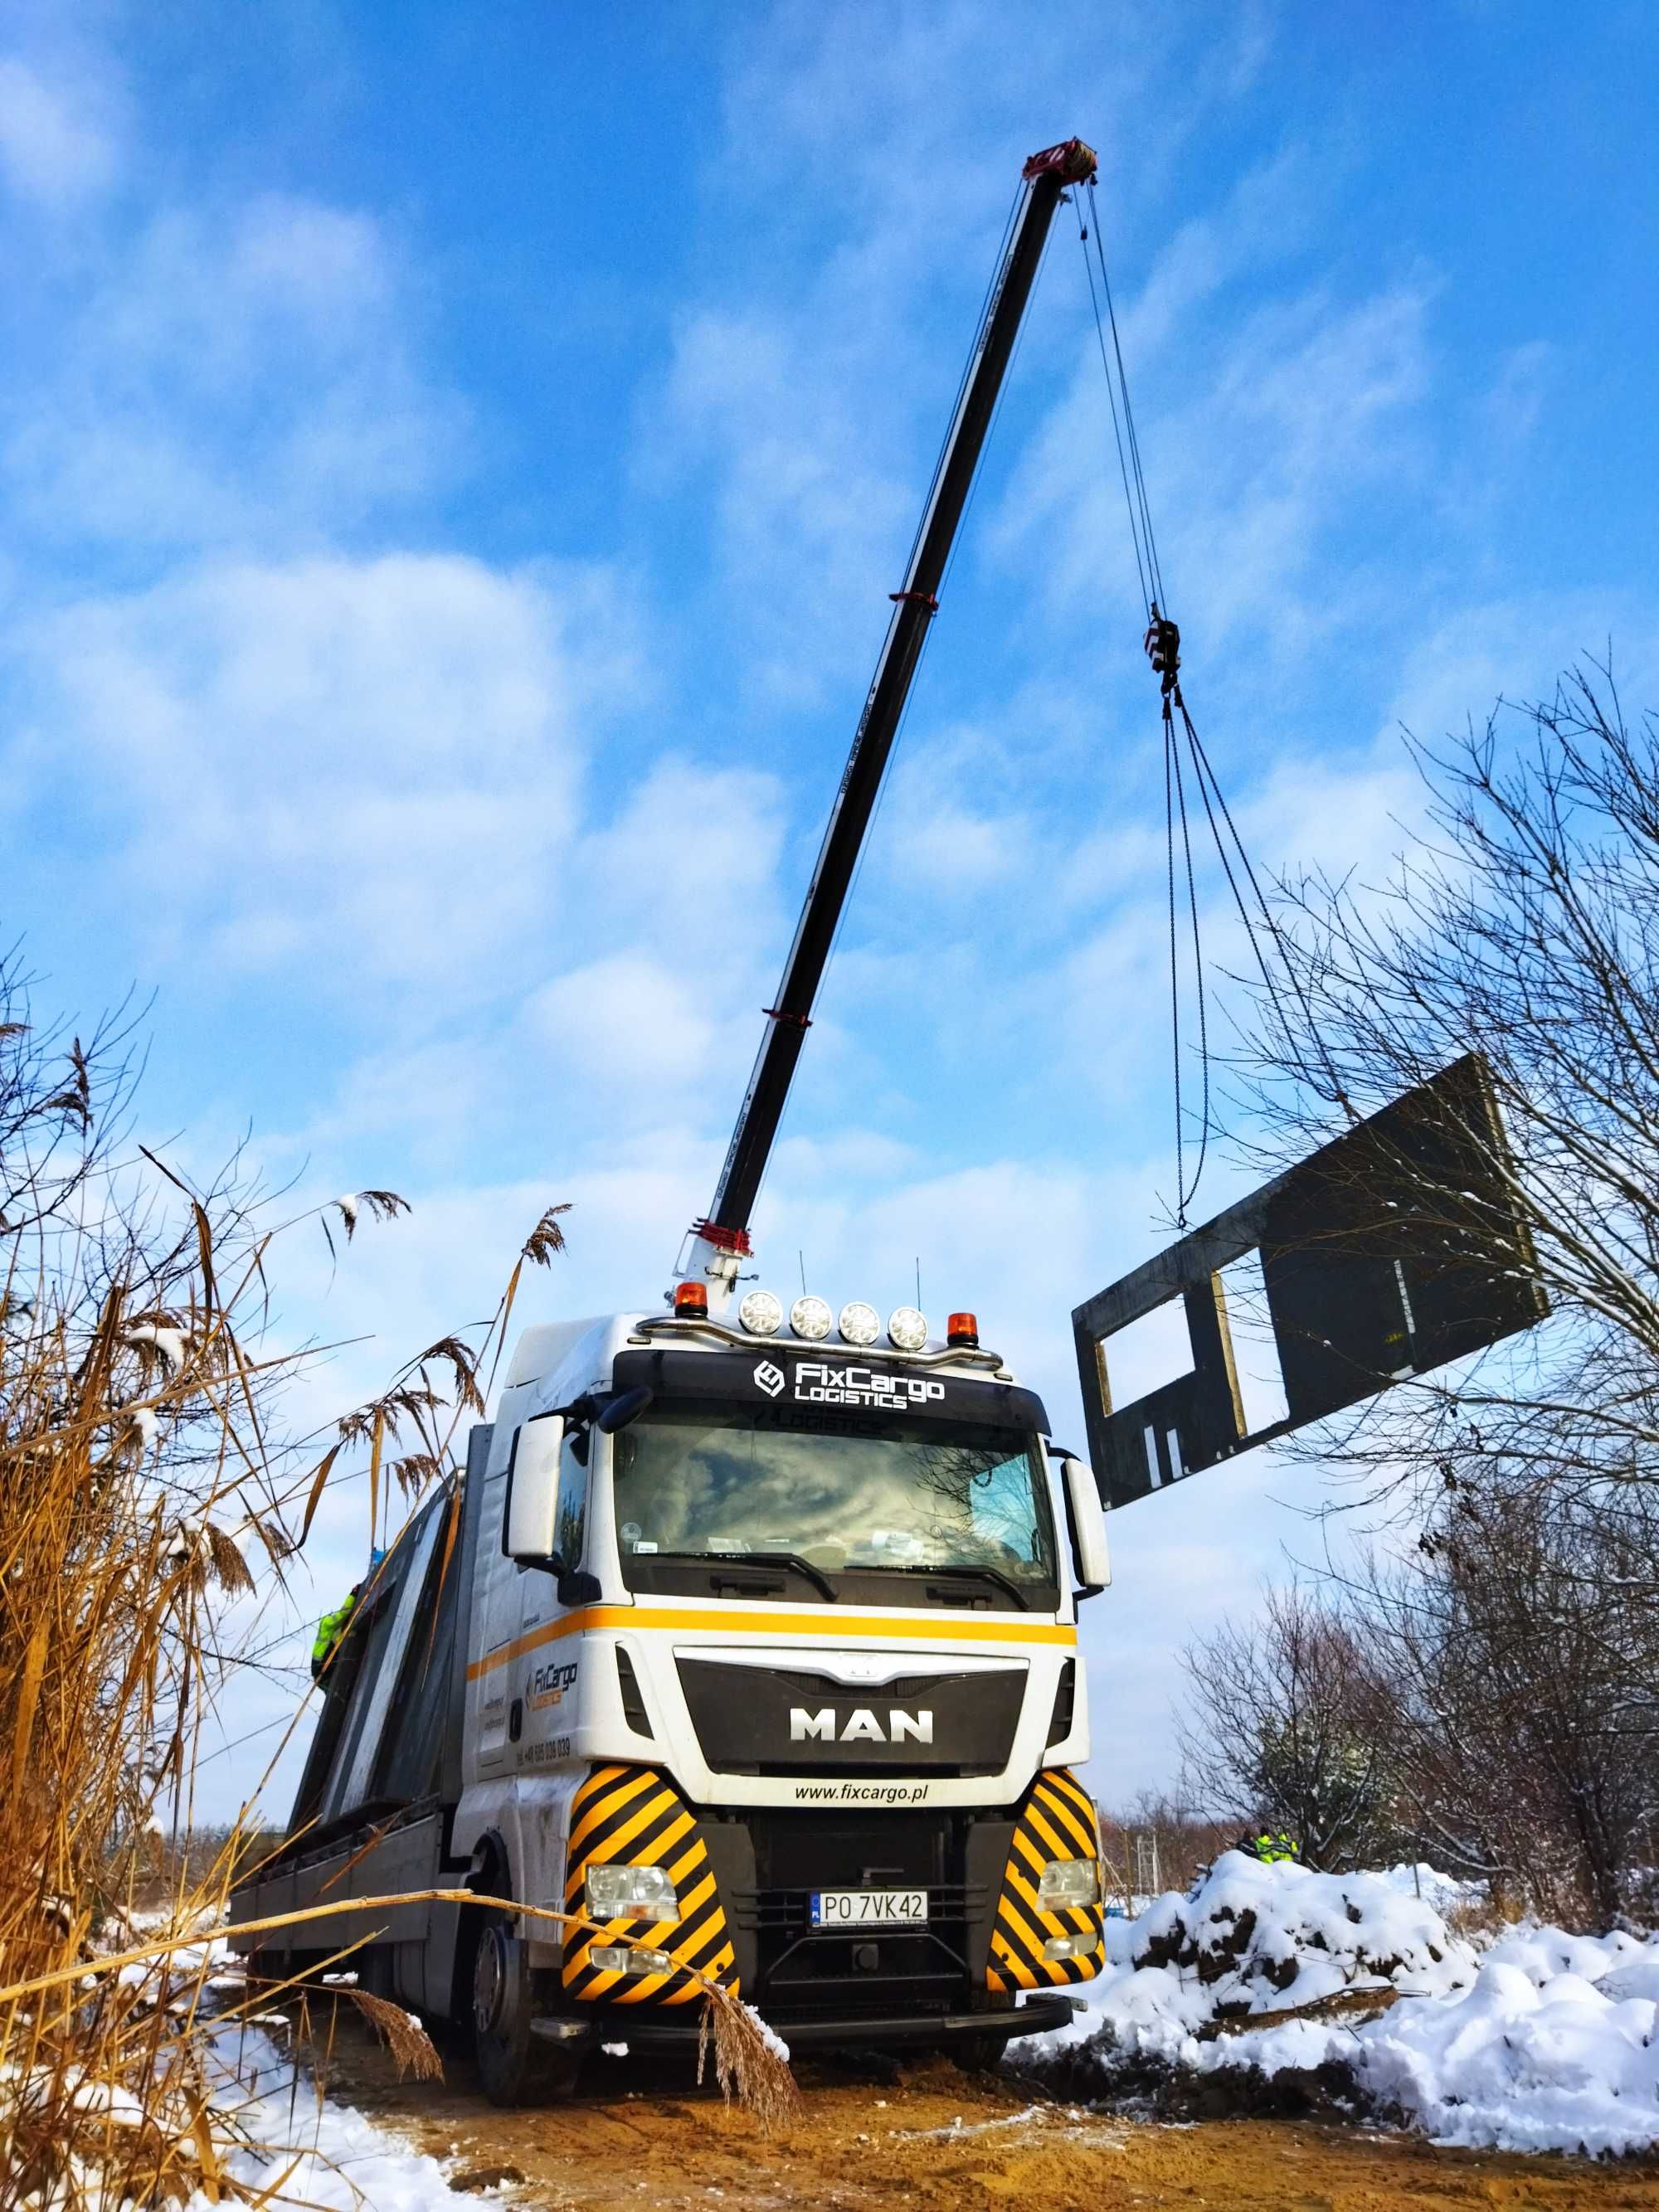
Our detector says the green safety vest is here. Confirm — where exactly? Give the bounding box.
[311,1592,358,1677]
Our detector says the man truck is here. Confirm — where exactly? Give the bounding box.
[231,135,1114,2103]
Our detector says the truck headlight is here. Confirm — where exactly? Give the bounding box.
[1036,1857,1100,1910]
[586,1863,677,1919]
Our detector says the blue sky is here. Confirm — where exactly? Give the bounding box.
[2,1,1656,1824]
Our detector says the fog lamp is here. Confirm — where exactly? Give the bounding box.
[1035,1857,1100,1910]
[1043,1931,1098,1962]
[586,1863,677,1918]
[589,1944,674,1976]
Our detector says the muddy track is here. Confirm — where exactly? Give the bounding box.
[305,2015,1659,2210]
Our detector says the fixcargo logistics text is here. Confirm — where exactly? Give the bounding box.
[792,1782,930,1805]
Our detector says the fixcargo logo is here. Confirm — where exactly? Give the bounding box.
[791,1364,946,1412]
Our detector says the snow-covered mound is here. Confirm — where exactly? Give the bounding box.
[1023,1853,1659,2159]
[1120,1852,1468,2034]
[1355,1932,1659,2156]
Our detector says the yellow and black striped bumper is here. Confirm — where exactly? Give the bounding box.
[562,1763,738,2005]
[985,1767,1105,1992]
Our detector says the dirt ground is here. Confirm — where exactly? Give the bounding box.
[307,2013,1659,2212]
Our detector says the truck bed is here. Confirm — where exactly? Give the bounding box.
[229,1426,493,2015]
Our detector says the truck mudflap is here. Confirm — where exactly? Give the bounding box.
[562,1764,739,2005]
[985,1768,1106,1994]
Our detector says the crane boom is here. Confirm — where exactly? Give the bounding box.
[686,137,1097,1289]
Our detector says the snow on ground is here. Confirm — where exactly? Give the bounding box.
[1018,1851,1659,2159]
[191,2022,465,2210]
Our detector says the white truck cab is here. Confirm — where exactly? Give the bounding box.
[236,1298,1112,2100]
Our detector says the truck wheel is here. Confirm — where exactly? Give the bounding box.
[469,1909,581,2106]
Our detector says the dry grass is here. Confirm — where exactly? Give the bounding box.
[0,966,794,2206]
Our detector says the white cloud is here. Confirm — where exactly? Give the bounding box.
[569,757,788,968]
[999,263,1438,659]
[527,952,719,1107]
[1384,592,1659,746]
[4,191,460,550]
[0,51,121,207]
[12,552,640,986]
[872,722,1038,899]
[638,7,1204,707]
[649,305,917,708]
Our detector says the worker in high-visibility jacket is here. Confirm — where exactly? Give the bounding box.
[1237,1830,1301,1865]
[311,1586,361,1680]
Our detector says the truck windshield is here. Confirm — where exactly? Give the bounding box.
[611,1405,1058,1605]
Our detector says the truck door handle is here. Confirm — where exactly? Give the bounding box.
[508,1698,523,1742]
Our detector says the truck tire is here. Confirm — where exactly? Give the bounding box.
[469,1908,581,2107]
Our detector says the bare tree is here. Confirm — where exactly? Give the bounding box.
[1349,1473,1659,1925]
[1242,666,1659,1519]
[1177,1583,1402,1869]
[1099,1790,1235,1902]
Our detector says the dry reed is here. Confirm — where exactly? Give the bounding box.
[0,965,794,2207]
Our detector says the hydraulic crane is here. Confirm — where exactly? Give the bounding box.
[677,135,1100,1308]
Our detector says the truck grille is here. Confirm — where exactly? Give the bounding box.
[732,1889,980,2017]
[676,1660,1025,1777]
[725,1809,1005,2021]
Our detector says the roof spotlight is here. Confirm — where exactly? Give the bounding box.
[790,1294,833,1341]
[838,1300,880,1347]
[739,1289,783,1337]
[887,1305,929,1353]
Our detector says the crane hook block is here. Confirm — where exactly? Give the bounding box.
[1022,138,1099,184]
[1144,607,1180,692]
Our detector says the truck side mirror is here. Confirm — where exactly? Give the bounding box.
[1063,1456,1111,1596]
[596,1385,654,1434]
[504,1412,565,1563]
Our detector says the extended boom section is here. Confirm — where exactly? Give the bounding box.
[688,138,1098,1291]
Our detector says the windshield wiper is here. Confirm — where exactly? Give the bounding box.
[876,1562,1034,1612]
[662,1549,840,1603]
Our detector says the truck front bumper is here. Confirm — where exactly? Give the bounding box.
[560,1762,1105,2023]
[533,1991,1080,2051]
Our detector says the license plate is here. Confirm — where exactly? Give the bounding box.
[810,1888,928,1928]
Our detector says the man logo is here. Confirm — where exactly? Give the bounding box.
[754,1359,786,1398]
[790,1707,934,1744]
